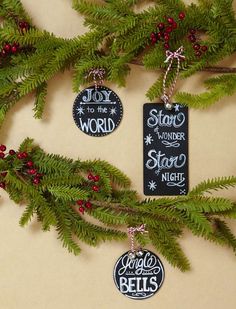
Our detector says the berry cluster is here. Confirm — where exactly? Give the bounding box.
[187,29,208,57]
[1,42,20,58]
[150,12,186,50]
[0,20,30,59]
[75,172,101,215]
[88,172,100,192]
[76,199,92,214]
[0,144,43,189]
[18,20,30,33]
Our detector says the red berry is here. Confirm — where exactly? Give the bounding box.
[164,33,170,41]
[93,175,100,182]
[17,153,23,159]
[11,45,18,54]
[157,32,162,40]
[201,45,208,52]
[165,26,172,33]
[92,185,100,192]
[17,152,28,159]
[36,173,43,178]
[33,177,40,185]
[0,144,6,151]
[158,23,165,31]
[193,43,200,50]
[164,42,170,50]
[190,29,196,35]
[0,182,6,189]
[171,22,178,29]
[9,149,16,155]
[1,172,7,177]
[14,42,20,48]
[19,21,25,29]
[150,32,156,39]
[27,169,37,175]
[26,161,34,168]
[1,49,7,57]
[151,37,157,45]
[4,44,11,52]
[88,173,94,181]
[19,21,29,30]
[179,12,186,20]
[195,50,202,57]
[23,22,29,29]
[85,201,92,209]
[79,206,85,214]
[21,152,28,158]
[167,17,175,24]
[76,200,84,206]
[188,34,196,43]
[0,152,5,159]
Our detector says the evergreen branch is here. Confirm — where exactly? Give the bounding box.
[189,176,236,196]
[1,138,236,271]
[0,0,235,128]
[149,227,191,271]
[33,82,47,119]
[175,74,236,108]
[213,218,236,253]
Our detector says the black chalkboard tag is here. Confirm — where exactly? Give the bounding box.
[72,86,123,137]
[113,250,165,300]
[143,103,189,196]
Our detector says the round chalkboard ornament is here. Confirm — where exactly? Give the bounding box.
[113,224,165,300]
[113,250,165,300]
[72,85,123,137]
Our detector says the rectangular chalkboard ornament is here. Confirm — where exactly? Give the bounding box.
[143,103,188,196]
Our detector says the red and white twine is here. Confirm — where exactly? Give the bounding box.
[161,46,185,107]
[87,68,106,90]
[128,224,148,253]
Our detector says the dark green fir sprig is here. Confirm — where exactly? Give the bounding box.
[0,0,236,129]
[0,138,236,271]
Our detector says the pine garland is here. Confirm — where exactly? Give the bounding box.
[0,0,235,128]
[1,138,236,272]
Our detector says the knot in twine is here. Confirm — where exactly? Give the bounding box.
[164,46,185,63]
[87,68,106,90]
[128,224,148,253]
[162,46,185,109]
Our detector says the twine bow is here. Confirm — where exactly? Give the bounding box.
[128,224,148,253]
[86,68,106,90]
[161,46,185,108]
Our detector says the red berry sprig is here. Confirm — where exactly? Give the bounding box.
[76,172,102,215]
[0,144,43,188]
[150,12,186,50]
[0,20,29,61]
[0,144,9,189]
[76,200,93,214]
[87,172,100,192]
[18,21,30,33]
[187,29,208,57]
[0,42,21,59]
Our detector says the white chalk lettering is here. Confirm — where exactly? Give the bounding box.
[145,150,186,172]
[147,109,185,129]
[79,118,115,133]
[82,89,112,103]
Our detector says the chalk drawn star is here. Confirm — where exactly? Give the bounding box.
[109,107,117,116]
[148,180,157,191]
[174,104,180,112]
[76,106,85,116]
[144,134,154,146]
[180,189,186,195]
